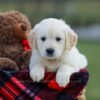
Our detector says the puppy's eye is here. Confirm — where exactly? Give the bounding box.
[56,37,61,42]
[41,37,46,41]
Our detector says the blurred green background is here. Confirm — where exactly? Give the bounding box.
[0,0,100,100]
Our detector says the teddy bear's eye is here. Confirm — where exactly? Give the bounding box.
[41,37,46,41]
[56,37,61,42]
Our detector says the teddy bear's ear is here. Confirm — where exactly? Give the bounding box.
[14,23,28,39]
[65,27,78,51]
[27,29,37,49]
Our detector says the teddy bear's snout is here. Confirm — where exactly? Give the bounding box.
[21,24,27,32]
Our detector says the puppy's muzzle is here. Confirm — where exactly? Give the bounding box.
[46,48,54,56]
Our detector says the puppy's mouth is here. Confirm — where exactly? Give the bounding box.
[42,53,58,60]
[45,54,55,59]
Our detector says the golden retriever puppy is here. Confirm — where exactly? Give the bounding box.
[28,18,88,87]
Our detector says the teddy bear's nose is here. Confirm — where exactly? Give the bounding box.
[21,24,27,31]
[46,48,54,56]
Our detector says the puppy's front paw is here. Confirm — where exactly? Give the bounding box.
[30,67,45,82]
[56,72,70,87]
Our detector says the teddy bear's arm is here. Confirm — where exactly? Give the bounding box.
[0,57,19,71]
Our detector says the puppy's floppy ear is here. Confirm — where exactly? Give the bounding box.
[27,29,37,49]
[65,27,78,51]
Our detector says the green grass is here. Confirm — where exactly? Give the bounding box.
[65,1,100,26]
[0,1,100,26]
[77,41,100,100]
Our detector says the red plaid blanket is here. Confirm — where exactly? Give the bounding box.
[0,68,89,100]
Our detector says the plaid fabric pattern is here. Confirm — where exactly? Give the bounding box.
[0,68,89,100]
[0,69,41,100]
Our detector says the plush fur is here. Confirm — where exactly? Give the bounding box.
[28,18,88,87]
[0,10,31,71]
[77,89,86,100]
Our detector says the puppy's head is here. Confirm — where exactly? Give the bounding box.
[28,18,78,59]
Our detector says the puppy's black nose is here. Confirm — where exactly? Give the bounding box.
[46,48,54,56]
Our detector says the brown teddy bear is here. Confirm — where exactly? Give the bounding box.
[0,10,31,71]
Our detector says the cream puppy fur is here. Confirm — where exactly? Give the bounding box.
[28,18,87,87]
